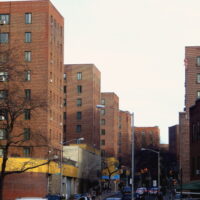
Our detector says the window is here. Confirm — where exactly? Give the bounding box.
[101,109,105,115]
[25,70,31,81]
[101,99,105,105]
[0,110,7,120]
[101,140,105,145]
[24,51,31,62]
[0,72,8,82]
[63,86,67,93]
[197,91,200,99]
[63,112,66,120]
[25,89,31,100]
[77,85,82,94]
[197,74,200,83]
[77,98,82,107]
[77,112,82,120]
[0,14,10,24]
[101,129,106,135]
[23,147,31,157]
[76,125,82,132]
[24,109,31,120]
[197,57,200,67]
[25,13,32,24]
[63,125,66,133]
[101,119,105,125]
[63,99,67,106]
[0,148,4,157]
[0,33,9,43]
[63,73,67,80]
[24,128,30,140]
[0,129,6,140]
[101,150,106,157]
[77,72,82,80]
[0,90,7,99]
[25,32,31,43]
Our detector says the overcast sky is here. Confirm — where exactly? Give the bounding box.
[5,0,200,143]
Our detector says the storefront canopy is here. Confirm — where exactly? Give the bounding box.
[176,180,200,190]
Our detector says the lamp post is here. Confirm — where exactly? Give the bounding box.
[141,148,160,188]
[60,137,84,196]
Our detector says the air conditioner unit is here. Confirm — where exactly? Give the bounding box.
[0,76,6,82]
[60,122,63,126]
[0,19,6,25]
[0,116,5,120]
[196,170,200,175]
[49,79,53,83]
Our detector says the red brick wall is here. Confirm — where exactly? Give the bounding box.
[3,173,48,200]
[100,93,119,158]
[64,64,101,148]
[134,127,160,150]
[0,0,64,158]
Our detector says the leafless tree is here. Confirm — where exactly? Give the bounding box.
[0,49,52,199]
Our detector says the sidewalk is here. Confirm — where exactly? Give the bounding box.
[96,191,118,200]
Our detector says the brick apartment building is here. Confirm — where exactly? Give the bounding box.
[179,46,200,182]
[64,64,101,148]
[189,99,200,181]
[134,126,160,150]
[0,0,64,198]
[168,125,179,160]
[100,92,119,158]
[118,110,132,166]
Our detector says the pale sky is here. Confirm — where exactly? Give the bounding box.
[5,0,200,143]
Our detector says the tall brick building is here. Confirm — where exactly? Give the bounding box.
[64,64,101,148]
[118,110,132,166]
[179,46,200,182]
[0,0,64,198]
[134,126,160,150]
[168,125,179,160]
[100,92,119,158]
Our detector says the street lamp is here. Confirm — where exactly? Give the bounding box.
[141,148,160,188]
[60,137,84,196]
[131,113,134,200]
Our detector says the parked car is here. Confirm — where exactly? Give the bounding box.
[16,198,47,200]
[122,186,132,195]
[148,187,159,195]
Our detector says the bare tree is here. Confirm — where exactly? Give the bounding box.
[0,49,52,199]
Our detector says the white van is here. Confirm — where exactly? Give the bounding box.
[15,198,47,200]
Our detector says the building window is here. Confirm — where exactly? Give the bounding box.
[77,98,82,107]
[197,74,200,83]
[63,112,66,120]
[101,119,105,125]
[25,32,31,43]
[101,140,105,145]
[76,125,82,132]
[0,33,9,43]
[25,13,32,24]
[101,150,106,157]
[23,147,31,157]
[63,86,67,93]
[0,148,4,157]
[77,85,82,94]
[24,109,31,120]
[77,72,82,80]
[0,14,10,24]
[63,99,67,106]
[63,125,66,133]
[101,109,105,115]
[0,110,7,120]
[0,72,8,82]
[25,89,31,100]
[0,129,6,140]
[197,91,200,99]
[197,57,200,67]
[0,90,7,99]
[24,51,31,62]
[24,128,30,140]
[63,73,67,80]
[77,112,82,120]
[101,99,105,105]
[101,129,106,135]
[25,70,31,81]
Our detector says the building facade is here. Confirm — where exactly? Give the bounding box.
[179,46,200,182]
[0,0,64,199]
[168,125,179,160]
[64,64,101,148]
[189,99,200,181]
[100,92,119,158]
[134,126,160,150]
[118,110,132,166]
